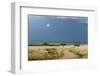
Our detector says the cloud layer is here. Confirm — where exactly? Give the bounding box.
[56,16,88,23]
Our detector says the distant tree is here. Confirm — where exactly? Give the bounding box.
[60,43,66,47]
[43,42,49,46]
[28,43,33,46]
[74,44,80,47]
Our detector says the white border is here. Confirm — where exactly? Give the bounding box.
[11,2,97,74]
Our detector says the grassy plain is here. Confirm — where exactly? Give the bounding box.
[28,44,88,61]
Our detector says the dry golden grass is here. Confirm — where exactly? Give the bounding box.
[28,46,64,60]
[28,45,88,60]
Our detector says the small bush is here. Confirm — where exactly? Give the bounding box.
[45,48,64,59]
[42,43,49,46]
[74,44,80,47]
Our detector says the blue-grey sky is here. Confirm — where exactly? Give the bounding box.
[28,15,88,43]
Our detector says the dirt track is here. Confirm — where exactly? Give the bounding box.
[61,50,79,59]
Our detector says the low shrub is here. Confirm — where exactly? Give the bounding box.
[74,44,80,47]
[45,48,64,59]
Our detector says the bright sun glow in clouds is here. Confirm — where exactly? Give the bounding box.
[46,23,51,28]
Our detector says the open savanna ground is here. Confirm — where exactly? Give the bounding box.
[28,44,88,61]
